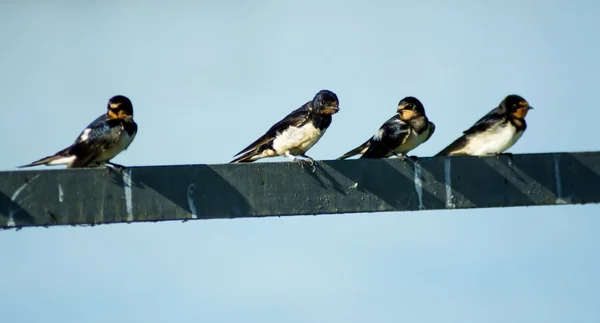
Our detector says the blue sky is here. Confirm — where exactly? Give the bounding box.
[1,1,600,322]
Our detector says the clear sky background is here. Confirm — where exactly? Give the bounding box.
[1,1,600,322]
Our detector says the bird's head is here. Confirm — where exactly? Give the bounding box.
[502,94,533,120]
[311,90,340,115]
[397,96,425,121]
[107,95,134,120]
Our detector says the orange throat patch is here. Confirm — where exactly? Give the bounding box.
[399,109,416,121]
[512,107,529,119]
[321,107,339,115]
[108,109,132,120]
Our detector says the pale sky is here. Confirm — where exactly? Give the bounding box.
[1,1,600,322]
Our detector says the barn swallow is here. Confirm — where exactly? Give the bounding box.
[19,95,137,169]
[338,96,435,160]
[435,94,533,157]
[231,89,340,165]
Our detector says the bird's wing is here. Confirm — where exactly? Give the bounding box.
[68,118,126,167]
[463,107,504,135]
[18,114,110,168]
[436,108,505,157]
[233,103,311,157]
[362,115,411,158]
[424,121,436,142]
[337,139,371,160]
[434,135,467,156]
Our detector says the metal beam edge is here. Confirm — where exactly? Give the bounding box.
[1,151,599,229]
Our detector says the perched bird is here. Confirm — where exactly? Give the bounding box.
[19,95,138,169]
[435,94,533,157]
[338,96,435,160]
[231,89,340,164]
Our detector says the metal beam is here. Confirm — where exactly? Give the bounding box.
[1,151,599,229]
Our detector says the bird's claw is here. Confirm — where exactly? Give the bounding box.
[296,155,316,173]
[397,155,410,166]
[393,154,418,166]
[394,154,407,164]
[107,162,126,170]
[104,162,126,175]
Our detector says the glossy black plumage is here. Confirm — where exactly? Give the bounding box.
[338,96,435,160]
[435,94,532,157]
[231,90,340,163]
[18,95,137,168]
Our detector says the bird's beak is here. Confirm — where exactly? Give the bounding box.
[324,105,340,114]
[320,105,340,115]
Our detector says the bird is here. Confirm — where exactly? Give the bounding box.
[435,94,533,157]
[338,96,435,160]
[19,95,138,169]
[231,89,340,165]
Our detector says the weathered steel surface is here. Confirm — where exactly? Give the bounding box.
[1,152,599,229]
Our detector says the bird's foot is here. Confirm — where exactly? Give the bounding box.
[393,153,418,166]
[300,154,316,166]
[299,154,317,173]
[393,153,411,165]
[107,162,126,169]
[104,162,126,175]
[286,153,316,172]
[392,152,404,159]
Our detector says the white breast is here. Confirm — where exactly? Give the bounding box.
[461,123,523,155]
[392,125,432,155]
[95,130,136,164]
[272,123,325,156]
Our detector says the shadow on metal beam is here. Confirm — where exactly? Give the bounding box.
[1,151,599,230]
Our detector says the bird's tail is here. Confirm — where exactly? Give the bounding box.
[434,149,450,157]
[434,137,464,157]
[337,140,370,160]
[18,148,74,168]
[230,149,260,163]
